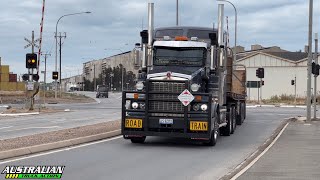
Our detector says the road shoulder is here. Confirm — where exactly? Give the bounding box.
[0,120,121,160]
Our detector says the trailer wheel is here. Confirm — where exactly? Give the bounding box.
[231,106,236,134]
[130,136,146,144]
[242,103,246,123]
[204,112,218,146]
[236,103,242,125]
[244,102,246,119]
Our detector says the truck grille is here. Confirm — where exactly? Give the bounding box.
[149,101,184,112]
[148,81,186,113]
[150,82,185,93]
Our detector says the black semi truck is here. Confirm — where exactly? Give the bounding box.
[122,3,246,146]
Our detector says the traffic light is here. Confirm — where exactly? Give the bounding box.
[52,71,59,80]
[261,81,264,86]
[312,62,320,76]
[291,80,295,86]
[33,74,40,82]
[256,68,264,78]
[22,74,29,81]
[26,53,37,69]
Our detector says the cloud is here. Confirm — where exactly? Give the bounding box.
[0,0,316,79]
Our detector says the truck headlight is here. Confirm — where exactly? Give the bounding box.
[136,81,144,90]
[193,104,200,111]
[140,102,146,110]
[191,84,200,92]
[132,102,139,109]
[201,104,208,111]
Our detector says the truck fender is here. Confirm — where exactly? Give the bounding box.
[211,103,219,118]
[210,103,219,131]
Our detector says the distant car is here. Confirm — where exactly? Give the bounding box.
[69,87,80,92]
[96,86,108,98]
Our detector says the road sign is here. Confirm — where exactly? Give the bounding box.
[247,81,261,88]
[24,37,40,49]
[178,89,194,106]
[27,82,34,91]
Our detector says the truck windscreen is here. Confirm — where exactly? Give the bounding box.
[154,47,205,66]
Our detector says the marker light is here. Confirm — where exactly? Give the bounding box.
[175,36,188,41]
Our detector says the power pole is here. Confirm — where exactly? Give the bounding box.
[93,64,96,91]
[314,33,318,120]
[307,0,313,122]
[58,32,66,96]
[41,53,51,106]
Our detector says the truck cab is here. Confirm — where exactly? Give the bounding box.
[121,3,246,146]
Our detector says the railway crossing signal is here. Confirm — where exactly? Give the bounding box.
[26,53,37,69]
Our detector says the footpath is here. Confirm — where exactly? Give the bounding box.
[237,119,320,180]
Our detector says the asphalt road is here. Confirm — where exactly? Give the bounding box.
[0,92,122,140]
[0,107,309,180]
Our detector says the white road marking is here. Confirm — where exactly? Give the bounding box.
[0,126,13,130]
[230,122,289,180]
[0,133,122,165]
[0,112,39,116]
[3,126,60,132]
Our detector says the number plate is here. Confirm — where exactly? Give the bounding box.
[159,119,174,125]
[190,121,208,131]
[125,119,143,128]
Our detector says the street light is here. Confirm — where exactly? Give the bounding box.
[217,0,237,63]
[55,11,91,98]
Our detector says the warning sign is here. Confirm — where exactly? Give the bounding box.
[178,89,194,106]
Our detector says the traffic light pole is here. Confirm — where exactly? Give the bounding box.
[30,31,35,110]
[314,33,318,120]
[306,0,313,122]
[294,76,297,107]
[260,78,263,107]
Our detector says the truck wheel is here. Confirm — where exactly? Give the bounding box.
[204,112,219,146]
[236,104,242,125]
[244,102,246,120]
[231,106,236,134]
[241,103,245,123]
[130,136,146,144]
[221,111,232,136]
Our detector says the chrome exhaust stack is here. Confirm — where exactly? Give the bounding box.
[147,3,154,70]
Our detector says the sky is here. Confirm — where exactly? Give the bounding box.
[0,0,318,80]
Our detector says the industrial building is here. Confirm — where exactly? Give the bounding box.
[61,50,139,92]
[236,44,315,100]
